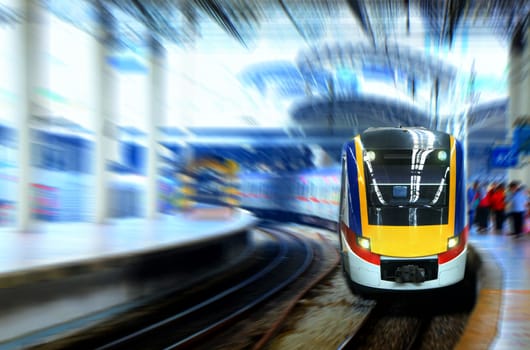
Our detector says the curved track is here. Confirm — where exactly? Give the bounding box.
[36,226,316,350]
[251,228,341,350]
[338,300,434,350]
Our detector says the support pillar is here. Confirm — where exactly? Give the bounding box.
[94,1,118,224]
[508,18,530,184]
[146,36,167,219]
[16,0,48,231]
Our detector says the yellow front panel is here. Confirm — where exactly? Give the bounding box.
[354,136,457,258]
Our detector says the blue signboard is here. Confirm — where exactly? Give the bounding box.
[513,124,530,155]
[490,145,518,168]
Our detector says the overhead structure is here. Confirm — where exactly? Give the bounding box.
[32,0,528,176]
[295,43,461,118]
[297,43,457,86]
[38,0,529,50]
[291,95,429,131]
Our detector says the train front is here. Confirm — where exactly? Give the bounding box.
[339,127,467,292]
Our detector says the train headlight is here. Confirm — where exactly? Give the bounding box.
[365,151,376,161]
[447,236,459,249]
[357,236,371,250]
[437,150,447,161]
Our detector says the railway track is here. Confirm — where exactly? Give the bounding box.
[251,227,340,350]
[338,289,473,350]
[338,300,435,350]
[32,226,320,349]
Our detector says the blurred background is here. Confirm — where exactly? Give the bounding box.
[0,0,528,228]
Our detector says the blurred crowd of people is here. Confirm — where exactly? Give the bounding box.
[467,180,529,238]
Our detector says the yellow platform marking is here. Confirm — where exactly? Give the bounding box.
[455,289,503,350]
[456,289,530,350]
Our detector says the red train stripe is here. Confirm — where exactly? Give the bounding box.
[438,227,468,264]
[341,222,380,265]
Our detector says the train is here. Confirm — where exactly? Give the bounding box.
[338,127,468,293]
[238,167,340,228]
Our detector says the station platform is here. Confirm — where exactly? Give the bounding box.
[457,227,530,350]
[0,206,258,347]
[3,207,529,349]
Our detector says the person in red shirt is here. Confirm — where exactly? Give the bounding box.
[490,183,506,234]
[476,183,493,233]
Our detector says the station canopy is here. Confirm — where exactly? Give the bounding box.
[36,0,529,167]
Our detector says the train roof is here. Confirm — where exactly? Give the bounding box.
[359,127,452,149]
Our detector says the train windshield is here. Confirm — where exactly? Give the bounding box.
[363,148,450,226]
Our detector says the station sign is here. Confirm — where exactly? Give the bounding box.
[490,145,518,168]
